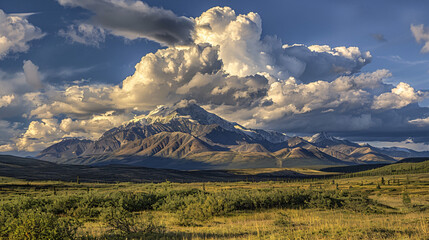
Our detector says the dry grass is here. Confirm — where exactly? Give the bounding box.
[1,173,428,239]
[76,209,429,239]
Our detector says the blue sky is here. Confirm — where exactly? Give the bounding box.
[1,0,428,88]
[0,0,429,154]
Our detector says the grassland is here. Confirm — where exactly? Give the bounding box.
[1,167,428,239]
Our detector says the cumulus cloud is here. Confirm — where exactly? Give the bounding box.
[109,6,373,111]
[2,6,429,152]
[23,60,43,90]
[0,60,45,125]
[110,44,223,109]
[30,84,117,119]
[0,95,14,108]
[194,7,371,81]
[16,112,132,151]
[203,69,395,126]
[372,82,425,110]
[58,111,131,137]
[0,9,45,59]
[59,23,106,47]
[411,24,429,53]
[56,0,194,46]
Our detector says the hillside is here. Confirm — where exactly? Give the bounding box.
[356,160,429,176]
[0,155,331,182]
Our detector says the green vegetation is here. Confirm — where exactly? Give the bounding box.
[343,160,429,177]
[0,170,428,239]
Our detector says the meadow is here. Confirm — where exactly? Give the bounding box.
[0,170,428,239]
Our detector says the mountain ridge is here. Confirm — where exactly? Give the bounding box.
[37,102,425,170]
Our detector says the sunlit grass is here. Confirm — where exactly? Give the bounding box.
[1,173,428,239]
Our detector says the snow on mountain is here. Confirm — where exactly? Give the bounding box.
[306,132,360,147]
[127,101,289,143]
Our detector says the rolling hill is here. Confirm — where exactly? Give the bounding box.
[0,155,332,182]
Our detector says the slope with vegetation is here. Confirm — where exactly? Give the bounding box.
[0,171,428,239]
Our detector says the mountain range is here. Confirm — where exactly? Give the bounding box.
[37,102,429,170]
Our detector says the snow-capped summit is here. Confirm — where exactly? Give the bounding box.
[309,132,335,143]
[127,101,289,143]
[307,132,360,147]
[129,101,238,131]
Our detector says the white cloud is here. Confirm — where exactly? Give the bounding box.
[23,60,43,89]
[59,23,106,47]
[409,116,429,126]
[372,82,425,110]
[16,112,132,151]
[16,119,63,152]
[0,9,45,59]
[194,7,371,81]
[237,70,391,123]
[0,61,45,124]
[110,44,223,110]
[59,111,131,137]
[30,84,116,119]
[0,95,14,108]
[411,24,429,53]
[2,6,429,152]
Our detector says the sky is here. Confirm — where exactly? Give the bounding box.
[0,0,429,155]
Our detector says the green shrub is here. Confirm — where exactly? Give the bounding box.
[101,207,165,235]
[0,210,13,238]
[47,195,81,215]
[101,207,139,233]
[7,209,79,240]
[1,197,51,217]
[175,193,234,226]
[117,192,159,212]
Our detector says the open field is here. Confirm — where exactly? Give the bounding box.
[1,170,428,239]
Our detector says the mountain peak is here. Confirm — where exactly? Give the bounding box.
[307,132,360,148]
[148,105,169,116]
[123,101,289,143]
[147,101,205,117]
[309,132,335,143]
[131,101,236,131]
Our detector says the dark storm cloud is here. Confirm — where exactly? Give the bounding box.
[267,103,429,143]
[57,0,195,46]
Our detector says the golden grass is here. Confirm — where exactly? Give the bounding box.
[1,173,428,239]
[76,209,429,239]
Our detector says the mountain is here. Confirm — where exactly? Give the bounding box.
[38,103,296,169]
[306,132,360,148]
[374,146,429,159]
[37,102,420,169]
[38,139,93,162]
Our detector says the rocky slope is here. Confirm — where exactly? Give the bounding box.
[38,102,406,169]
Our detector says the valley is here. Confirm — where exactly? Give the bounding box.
[1,162,428,239]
